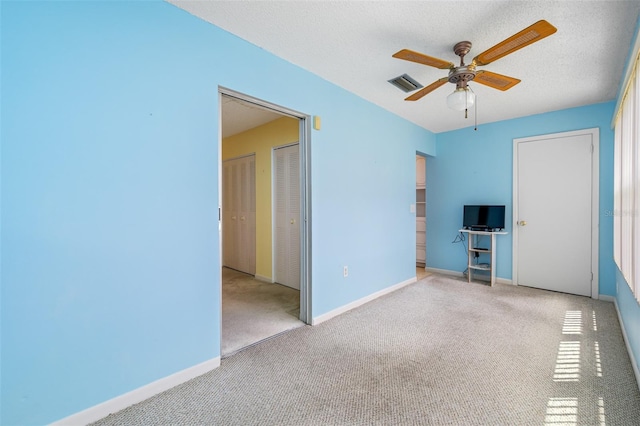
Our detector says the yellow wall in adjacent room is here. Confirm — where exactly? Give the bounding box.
[222,116,299,281]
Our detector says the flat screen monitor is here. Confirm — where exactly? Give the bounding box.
[463,205,505,231]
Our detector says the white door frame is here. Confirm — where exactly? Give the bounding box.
[512,128,599,298]
[218,87,312,326]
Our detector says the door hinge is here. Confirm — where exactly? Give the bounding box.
[219,207,221,221]
[591,144,594,153]
[591,272,593,282]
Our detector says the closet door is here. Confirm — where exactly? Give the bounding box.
[222,155,256,275]
[222,158,237,271]
[274,144,300,289]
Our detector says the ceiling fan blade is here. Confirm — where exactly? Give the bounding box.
[405,78,449,101]
[474,70,521,91]
[393,49,454,70]
[472,20,557,66]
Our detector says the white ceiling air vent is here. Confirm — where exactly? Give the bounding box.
[388,74,423,92]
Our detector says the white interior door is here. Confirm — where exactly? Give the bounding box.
[222,155,256,275]
[274,144,300,290]
[513,129,598,297]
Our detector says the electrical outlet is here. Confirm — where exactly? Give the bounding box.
[343,266,348,277]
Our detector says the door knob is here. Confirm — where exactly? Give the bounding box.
[241,216,246,221]
[290,219,295,225]
[232,216,237,220]
[518,220,527,226]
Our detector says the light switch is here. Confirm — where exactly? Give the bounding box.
[410,204,416,213]
[313,116,321,130]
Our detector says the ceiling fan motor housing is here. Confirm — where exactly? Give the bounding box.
[448,65,477,88]
[453,41,472,59]
[449,41,476,88]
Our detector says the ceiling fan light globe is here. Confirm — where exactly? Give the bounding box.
[447,88,475,111]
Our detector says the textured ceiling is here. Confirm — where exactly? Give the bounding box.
[171,0,640,133]
[221,95,284,138]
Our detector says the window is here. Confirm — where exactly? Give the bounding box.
[613,58,640,303]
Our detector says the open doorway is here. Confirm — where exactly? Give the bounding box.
[219,89,311,357]
[416,154,429,280]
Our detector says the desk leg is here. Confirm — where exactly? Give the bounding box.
[468,234,472,283]
[490,234,496,286]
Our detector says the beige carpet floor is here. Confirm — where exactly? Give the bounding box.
[94,274,640,425]
[222,267,303,357]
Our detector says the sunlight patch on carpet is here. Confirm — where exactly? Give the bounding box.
[545,397,578,425]
[553,341,581,382]
[562,310,582,335]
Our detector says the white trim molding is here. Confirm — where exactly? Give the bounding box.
[611,298,640,392]
[254,274,274,283]
[51,357,221,425]
[600,295,640,391]
[312,277,417,325]
[424,267,464,278]
[424,267,513,285]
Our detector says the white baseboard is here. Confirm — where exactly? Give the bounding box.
[254,274,273,283]
[51,357,221,425]
[611,298,640,393]
[312,277,417,325]
[424,267,513,285]
[424,267,464,277]
[592,295,638,388]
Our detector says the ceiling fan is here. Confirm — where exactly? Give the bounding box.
[392,20,557,113]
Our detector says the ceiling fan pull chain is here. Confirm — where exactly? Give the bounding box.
[464,85,469,118]
[474,89,478,131]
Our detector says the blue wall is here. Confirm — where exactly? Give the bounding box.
[427,102,617,295]
[1,1,435,424]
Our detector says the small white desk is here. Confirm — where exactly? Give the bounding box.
[459,229,508,286]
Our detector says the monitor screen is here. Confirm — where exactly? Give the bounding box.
[463,205,505,231]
